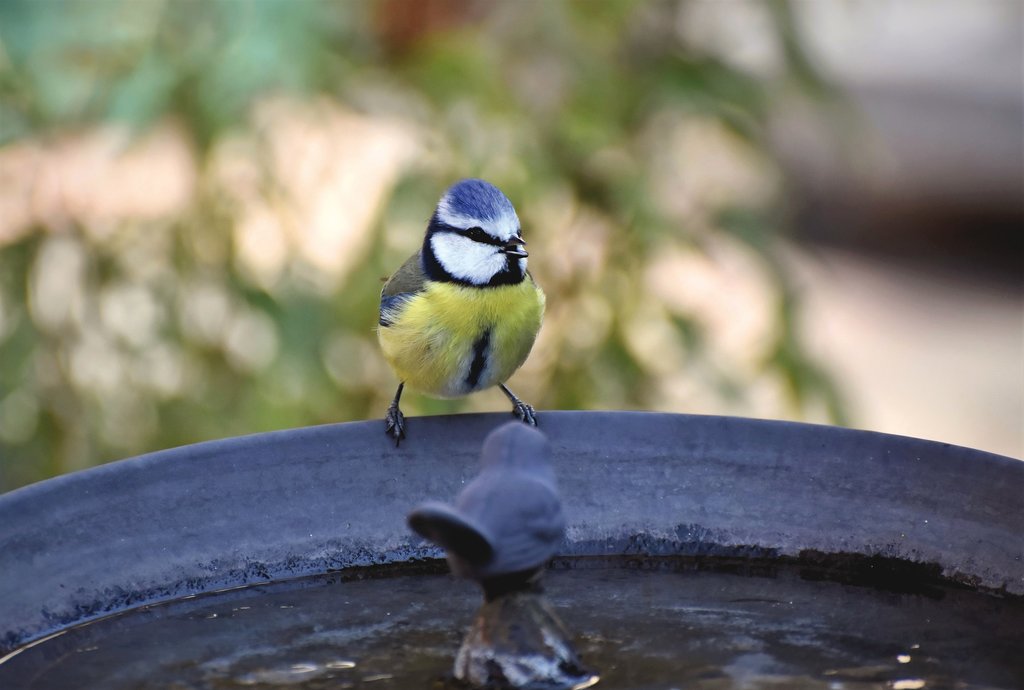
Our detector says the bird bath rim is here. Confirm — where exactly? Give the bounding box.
[1,411,1021,656]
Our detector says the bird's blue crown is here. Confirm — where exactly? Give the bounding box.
[441,179,517,225]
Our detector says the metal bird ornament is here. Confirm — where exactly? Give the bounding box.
[407,423,596,689]
[407,422,564,594]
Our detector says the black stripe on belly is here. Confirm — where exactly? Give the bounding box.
[466,329,491,389]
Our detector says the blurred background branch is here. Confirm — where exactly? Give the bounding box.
[0,0,1020,491]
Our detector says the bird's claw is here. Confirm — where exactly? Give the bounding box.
[512,401,538,427]
[385,404,406,446]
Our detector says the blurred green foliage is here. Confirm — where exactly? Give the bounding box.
[0,0,845,492]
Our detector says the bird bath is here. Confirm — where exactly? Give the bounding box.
[1,412,1021,689]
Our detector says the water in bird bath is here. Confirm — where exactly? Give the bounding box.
[1,558,1020,690]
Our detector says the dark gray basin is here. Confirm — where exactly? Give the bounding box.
[1,411,1021,657]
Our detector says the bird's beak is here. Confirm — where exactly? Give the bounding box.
[503,234,528,258]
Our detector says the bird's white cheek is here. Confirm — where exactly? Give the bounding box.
[431,234,506,284]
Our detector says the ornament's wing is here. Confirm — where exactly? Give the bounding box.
[408,501,495,566]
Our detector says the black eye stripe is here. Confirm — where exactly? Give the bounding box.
[461,226,504,246]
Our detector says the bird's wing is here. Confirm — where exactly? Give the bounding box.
[379,252,427,327]
[407,501,495,566]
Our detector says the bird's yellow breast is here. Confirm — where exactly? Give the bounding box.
[378,279,545,398]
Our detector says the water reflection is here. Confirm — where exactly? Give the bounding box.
[1,565,1019,690]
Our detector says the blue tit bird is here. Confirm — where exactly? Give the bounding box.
[407,422,564,597]
[377,179,545,445]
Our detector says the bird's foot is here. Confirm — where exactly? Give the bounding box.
[499,383,538,427]
[511,400,538,427]
[385,404,406,446]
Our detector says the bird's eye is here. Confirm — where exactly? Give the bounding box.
[464,227,496,244]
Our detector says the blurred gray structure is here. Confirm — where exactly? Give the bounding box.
[781,1,1022,265]
[687,1,1023,457]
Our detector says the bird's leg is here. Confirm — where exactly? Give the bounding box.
[385,382,406,446]
[499,383,537,426]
